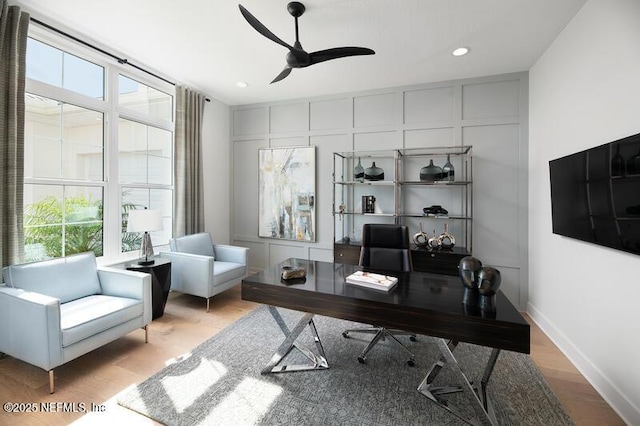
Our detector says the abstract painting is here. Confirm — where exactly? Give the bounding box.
[258,146,315,241]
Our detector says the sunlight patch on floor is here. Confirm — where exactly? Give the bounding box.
[165,351,193,366]
[71,385,155,426]
[161,358,228,413]
[200,377,283,425]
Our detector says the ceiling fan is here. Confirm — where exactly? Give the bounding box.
[238,2,375,84]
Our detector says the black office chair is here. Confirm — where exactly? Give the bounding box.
[342,223,417,366]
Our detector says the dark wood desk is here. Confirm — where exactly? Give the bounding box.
[242,258,529,353]
[242,258,530,426]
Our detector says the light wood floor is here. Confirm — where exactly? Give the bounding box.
[0,285,624,426]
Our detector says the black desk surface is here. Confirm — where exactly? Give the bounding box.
[241,258,530,354]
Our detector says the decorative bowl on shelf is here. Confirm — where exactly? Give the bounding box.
[423,205,448,216]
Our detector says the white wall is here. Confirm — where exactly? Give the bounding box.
[202,98,231,244]
[529,0,640,423]
[230,73,530,309]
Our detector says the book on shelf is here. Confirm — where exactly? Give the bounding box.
[345,271,398,291]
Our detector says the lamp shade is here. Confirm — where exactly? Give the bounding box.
[127,209,163,233]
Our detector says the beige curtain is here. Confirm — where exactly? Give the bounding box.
[174,85,206,237]
[0,0,29,268]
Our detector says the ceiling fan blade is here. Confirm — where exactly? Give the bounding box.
[239,4,293,51]
[271,67,292,84]
[309,47,375,66]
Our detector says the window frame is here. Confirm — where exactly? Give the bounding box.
[24,24,175,263]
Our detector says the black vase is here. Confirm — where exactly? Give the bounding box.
[420,159,442,182]
[442,154,455,181]
[354,157,364,182]
[364,162,384,181]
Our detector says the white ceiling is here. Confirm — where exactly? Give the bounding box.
[16,0,586,106]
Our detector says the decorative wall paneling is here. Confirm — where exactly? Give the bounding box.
[231,72,528,308]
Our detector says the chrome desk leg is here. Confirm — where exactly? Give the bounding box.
[417,338,500,426]
[261,305,329,375]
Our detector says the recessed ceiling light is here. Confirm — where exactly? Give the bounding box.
[236,81,249,88]
[452,47,470,57]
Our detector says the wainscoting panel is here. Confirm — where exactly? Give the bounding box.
[353,92,398,128]
[240,239,267,271]
[233,107,268,136]
[310,98,350,131]
[309,247,334,262]
[404,86,455,125]
[464,124,521,265]
[270,102,308,134]
[462,79,521,121]
[270,136,307,147]
[269,243,308,265]
[312,134,350,246]
[233,138,265,239]
[353,131,401,151]
[404,128,455,149]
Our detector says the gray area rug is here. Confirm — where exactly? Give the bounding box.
[118,306,573,425]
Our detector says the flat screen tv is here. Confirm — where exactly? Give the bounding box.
[549,132,640,255]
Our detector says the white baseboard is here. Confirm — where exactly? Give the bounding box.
[527,302,639,425]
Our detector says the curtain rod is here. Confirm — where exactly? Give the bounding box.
[30,17,211,102]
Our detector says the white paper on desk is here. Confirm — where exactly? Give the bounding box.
[345,271,398,291]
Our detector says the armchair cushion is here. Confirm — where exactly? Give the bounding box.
[211,261,246,288]
[169,233,215,258]
[3,253,101,304]
[60,295,143,347]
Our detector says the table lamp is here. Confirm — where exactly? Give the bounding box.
[127,208,163,265]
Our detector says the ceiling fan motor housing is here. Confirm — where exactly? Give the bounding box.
[287,2,305,18]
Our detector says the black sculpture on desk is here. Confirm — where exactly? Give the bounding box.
[459,256,482,307]
[458,256,501,317]
[477,266,501,314]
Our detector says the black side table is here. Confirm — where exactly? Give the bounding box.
[127,258,171,320]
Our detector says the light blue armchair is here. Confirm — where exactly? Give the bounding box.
[161,233,248,312]
[0,252,151,393]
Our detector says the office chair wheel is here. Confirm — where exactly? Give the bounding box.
[407,359,415,367]
[342,332,350,338]
[410,335,417,342]
[358,356,366,364]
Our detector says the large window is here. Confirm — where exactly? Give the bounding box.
[24,28,174,262]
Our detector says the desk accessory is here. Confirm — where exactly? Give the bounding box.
[281,266,306,280]
[478,266,501,313]
[459,256,501,314]
[346,271,398,291]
